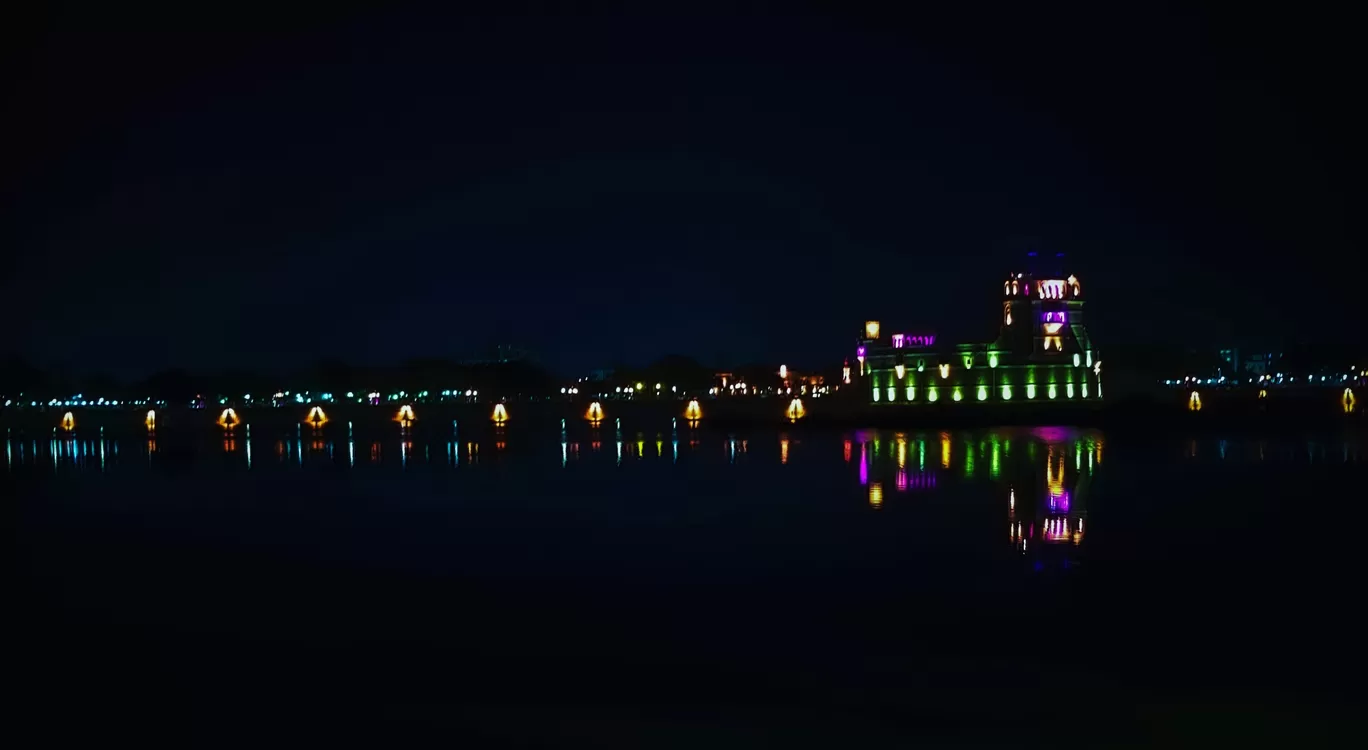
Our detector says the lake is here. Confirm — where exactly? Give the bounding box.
[10,425,1366,745]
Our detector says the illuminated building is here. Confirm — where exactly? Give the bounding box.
[856,256,1099,406]
[684,399,703,421]
[306,406,328,428]
[145,410,156,433]
[395,404,415,428]
[586,401,604,423]
[61,412,75,432]
[786,398,806,422]
[492,403,509,425]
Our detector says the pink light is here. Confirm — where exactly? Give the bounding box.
[892,334,905,348]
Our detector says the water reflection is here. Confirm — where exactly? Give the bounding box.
[7,425,1366,561]
[868,481,884,510]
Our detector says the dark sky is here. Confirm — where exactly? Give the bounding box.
[6,4,1364,379]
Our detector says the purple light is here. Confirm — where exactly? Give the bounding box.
[857,346,866,358]
[1042,311,1067,323]
[859,444,868,485]
[892,334,904,348]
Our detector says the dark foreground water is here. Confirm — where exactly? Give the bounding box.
[9,426,1367,745]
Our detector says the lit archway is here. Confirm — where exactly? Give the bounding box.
[218,408,241,430]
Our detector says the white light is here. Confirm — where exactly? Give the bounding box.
[561,387,567,394]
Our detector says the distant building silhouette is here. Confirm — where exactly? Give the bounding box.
[461,344,534,366]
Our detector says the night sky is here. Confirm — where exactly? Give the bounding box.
[7,5,1364,380]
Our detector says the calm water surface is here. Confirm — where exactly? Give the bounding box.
[11,426,1367,744]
